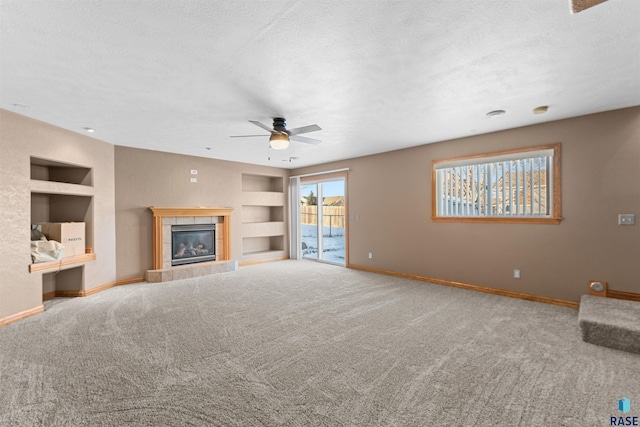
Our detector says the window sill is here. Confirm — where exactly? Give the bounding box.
[432,217,563,225]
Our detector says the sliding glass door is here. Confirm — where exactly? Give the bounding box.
[299,178,346,265]
[300,182,319,260]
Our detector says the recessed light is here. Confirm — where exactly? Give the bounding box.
[83,127,95,133]
[486,110,506,118]
[533,106,549,114]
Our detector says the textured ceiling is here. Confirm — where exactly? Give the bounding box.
[1,0,639,168]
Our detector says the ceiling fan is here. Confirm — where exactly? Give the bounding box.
[230,117,321,150]
[571,0,607,13]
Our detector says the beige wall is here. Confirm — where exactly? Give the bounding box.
[0,109,116,318]
[2,106,637,322]
[292,107,640,302]
[114,146,289,280]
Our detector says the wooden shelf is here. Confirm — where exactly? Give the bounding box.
[149,206,233,217]
[29,252,96,273]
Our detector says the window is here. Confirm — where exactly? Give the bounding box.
[431,143,562,224]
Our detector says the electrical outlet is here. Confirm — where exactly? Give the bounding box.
[190,169,198,175]
[618,214,635,225]
[368,252,373,259]
[190,177,197,183]
[514,269,521,279]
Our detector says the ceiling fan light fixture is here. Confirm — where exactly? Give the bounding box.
[486,110,506,119]
[533,105,549,114]
[269,133,290,149]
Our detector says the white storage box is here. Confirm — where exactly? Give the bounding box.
[39,222,86,257]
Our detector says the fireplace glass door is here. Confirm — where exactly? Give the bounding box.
[171,224,216,266]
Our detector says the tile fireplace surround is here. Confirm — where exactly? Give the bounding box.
[146,207,237,283]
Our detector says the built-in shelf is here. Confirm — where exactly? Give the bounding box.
[242,221,286,237]
[241,191,285,206]
[42,265,85,297]
[241,173,283,192]
[29,157,95,299]
[242,236,285,253]
[242,206,284,223]
[29,252,96,273]
[241,249,286,257]
[241,174,287,261]
[30,156,93,186]
[30,179,95,196]
[31,192,93,222]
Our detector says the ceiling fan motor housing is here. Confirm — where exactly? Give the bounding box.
[273,117,287,133]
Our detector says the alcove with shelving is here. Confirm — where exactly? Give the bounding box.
[30,156,93,186]
[29,157,96,294]
[241,173,287,262]
[42,266,85,300]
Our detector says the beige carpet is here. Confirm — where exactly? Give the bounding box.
[1,260,638,426]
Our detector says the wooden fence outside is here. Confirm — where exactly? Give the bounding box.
[301,206,346,228]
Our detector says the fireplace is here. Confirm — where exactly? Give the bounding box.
[147,207,235,283]
[171,224,216,266]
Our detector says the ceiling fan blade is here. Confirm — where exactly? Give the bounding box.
[248,120,274,132]
[287,124,321,136]
[290,134,321,145]
[229,134,269,138]
[571,0,607,13]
